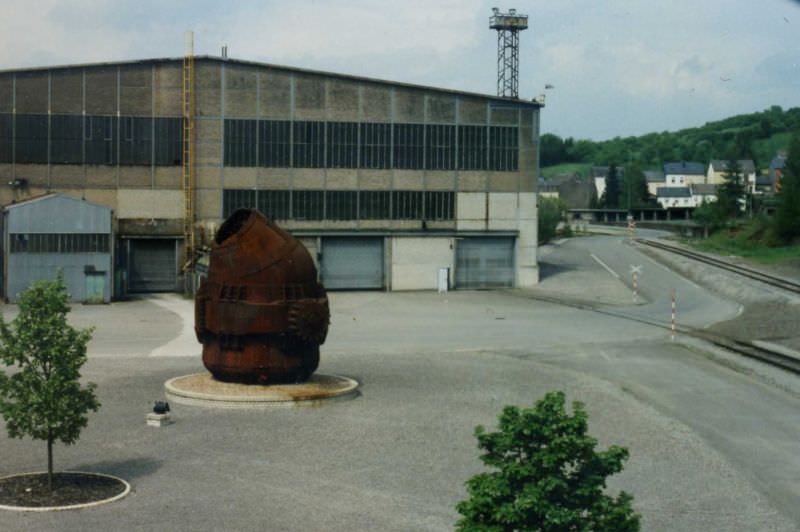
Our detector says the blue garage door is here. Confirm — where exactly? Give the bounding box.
[321,237,384,290]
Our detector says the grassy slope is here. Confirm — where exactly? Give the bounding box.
[685,220,800,265]
[540,163,592,180]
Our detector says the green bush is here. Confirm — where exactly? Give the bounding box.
[456,391,640,532]
[538,198,566,245]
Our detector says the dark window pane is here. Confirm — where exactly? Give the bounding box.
[359,190,390,219]
[458,125,488,170]
[424,191,455,220]
[154,117,182,166]
[84,115,117,165]
[293,121,324,168]
[326,122,358,168]
[224,119,257,167]
[15,114,48,164]
[0,113,11,163]
[292,189,324,219]
[257,190,290,220]
[489,126,518,171]
[259,120,291,167]
[392,190,423,219]
[360,123,391,169]
[222,189,257,218]
[425,124,455,170]
[325,190,358,220]
[120,116,153,165]
[393,124,424,170]
[50,114,83,164]
[9,233,108,253]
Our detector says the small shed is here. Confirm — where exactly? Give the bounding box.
[3,194,113,303]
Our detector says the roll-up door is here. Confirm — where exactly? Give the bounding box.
[455,237,515,289]
[321,237,384,290]
[128,239,177,293]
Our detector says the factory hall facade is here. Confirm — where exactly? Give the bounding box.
[0,56,541,299]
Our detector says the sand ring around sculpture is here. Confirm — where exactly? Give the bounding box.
[165,373,359,408]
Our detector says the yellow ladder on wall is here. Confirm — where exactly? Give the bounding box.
[182,31,196,273]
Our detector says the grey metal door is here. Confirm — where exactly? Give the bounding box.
[455,237,515,289]
[321,237,384,290]
[128,239,177,293]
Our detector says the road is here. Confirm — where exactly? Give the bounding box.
[0,233,798,531]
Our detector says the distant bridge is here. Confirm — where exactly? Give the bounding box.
[567,207,694,223]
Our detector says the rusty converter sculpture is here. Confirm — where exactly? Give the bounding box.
[195,209,330,384]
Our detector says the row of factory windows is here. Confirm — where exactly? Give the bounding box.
[10,233,110,253]
[224,120,519,171]
[0,114,182,166]
[223,189,455,221]
[0,114,520,172]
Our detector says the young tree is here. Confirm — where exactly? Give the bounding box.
[604,164,620,208]
[717,158,745,218]
[538,197,566,245]
[0,274,100,491]
[456,391,640,532]
[774,132,800,242]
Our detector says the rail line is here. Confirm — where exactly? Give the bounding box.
[634,238,800,295]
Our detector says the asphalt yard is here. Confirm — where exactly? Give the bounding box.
[0,237,799,531]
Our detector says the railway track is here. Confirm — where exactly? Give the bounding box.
[634,238,800,294]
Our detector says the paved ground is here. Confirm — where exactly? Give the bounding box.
[0,235,799,531]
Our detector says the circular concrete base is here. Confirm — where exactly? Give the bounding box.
[165,373,359,408]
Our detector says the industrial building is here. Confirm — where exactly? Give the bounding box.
[0,55,541,298]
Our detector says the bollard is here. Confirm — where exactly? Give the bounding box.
[671,288,676,339]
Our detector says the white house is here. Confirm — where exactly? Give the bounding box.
[663,161,706,187]
[691,183,718,206]
[707,160,757,191]
[656,186,693,209]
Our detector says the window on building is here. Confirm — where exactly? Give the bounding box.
[0,113,11,163]
[393,124,424,170]
[259,120,291,167]
[326,122,358,168]
[50,114,83,164]
[488,126,518,171]
[360,123,391,169]
[424,191,455,220]
[359,190,391,219]
[425,124,455,170]
[119,116,153,165]
[224,119,257,167]
[15,114,49,164]
[293,121,324,168]
[292,189,324,219]
[153,117,182,166]
[10,233,109,253]
[222,189,257,218]
[325,190,358,220]
[84,115,117,165]
[257,190,291,220]
[392,190,423,219]
[458,125,487,170]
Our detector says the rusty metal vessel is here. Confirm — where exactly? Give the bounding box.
[195,209,329,384]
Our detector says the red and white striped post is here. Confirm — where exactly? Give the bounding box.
[670,288,677,338]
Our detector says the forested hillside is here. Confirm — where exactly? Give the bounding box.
[541,106,800,173]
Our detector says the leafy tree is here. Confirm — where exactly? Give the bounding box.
[538,197,566,244]
[456,391,640,531]
[717,158,745,218]
[0,274,100,491]
[620,163,650,209]
[774,131,800,242]
[540,134,567,166]
[604,164,620,208]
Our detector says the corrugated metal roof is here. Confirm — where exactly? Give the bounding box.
[0,55,543,109]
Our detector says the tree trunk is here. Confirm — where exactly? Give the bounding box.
[47,431,53,493]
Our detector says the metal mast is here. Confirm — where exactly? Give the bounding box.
[489,8,528,99]
[182,31,196,278]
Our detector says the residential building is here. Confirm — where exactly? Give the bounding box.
[656,186,693,209]
[663,161,705,187]
[706,159,757,190]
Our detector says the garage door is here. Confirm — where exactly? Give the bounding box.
[128,239,177,293]
[455,237,515,289]
[321,238,384,290]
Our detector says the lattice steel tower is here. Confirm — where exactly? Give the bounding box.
[490,7,528,99]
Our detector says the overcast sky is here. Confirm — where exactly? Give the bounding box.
[1,0,798,140]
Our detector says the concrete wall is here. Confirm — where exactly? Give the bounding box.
[390,237,454,291]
